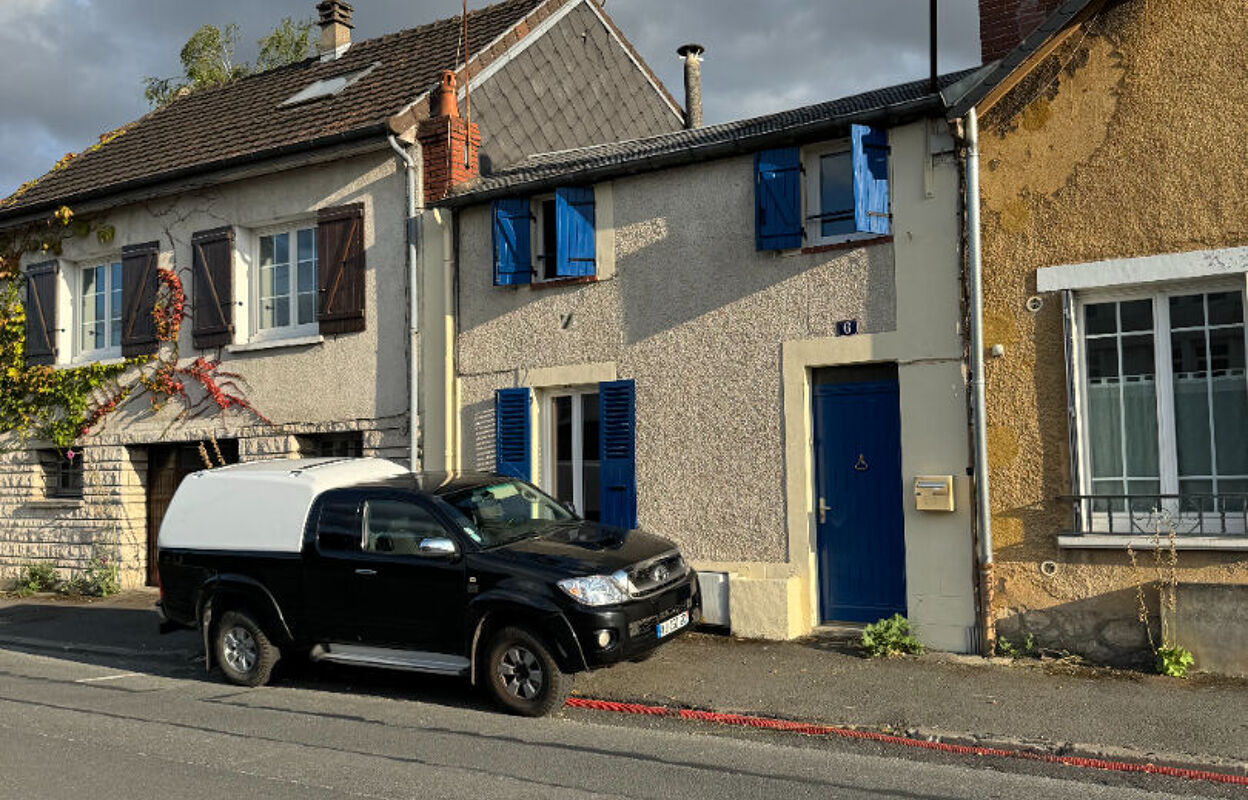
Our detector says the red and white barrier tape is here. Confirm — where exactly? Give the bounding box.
[565,696,1248,787]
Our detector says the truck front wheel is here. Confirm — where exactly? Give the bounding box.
[484,626,571,717]
[215,609,279,687]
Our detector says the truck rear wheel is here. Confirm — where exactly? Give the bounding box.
[485,626,571,717]
[215,610,279,687]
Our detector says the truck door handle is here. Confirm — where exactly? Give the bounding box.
[354,568,377,577]
[818,498,831,525]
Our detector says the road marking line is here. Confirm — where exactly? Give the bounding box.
[75,672,144,683]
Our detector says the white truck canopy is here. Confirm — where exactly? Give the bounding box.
[157,458,409,553]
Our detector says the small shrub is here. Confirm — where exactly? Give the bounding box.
[60,546,121,598]
[1156,645,1194,678]
[861,614,924,658]
[12,562,59,597]
[997,632,1037,659]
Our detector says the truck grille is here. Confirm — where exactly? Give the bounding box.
[627,551,688,597]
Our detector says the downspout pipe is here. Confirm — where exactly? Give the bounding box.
[388,134,419,470]
[964,108,995,652]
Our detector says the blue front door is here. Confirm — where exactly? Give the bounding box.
[812,370,906,623]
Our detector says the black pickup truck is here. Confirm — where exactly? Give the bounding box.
[157,458,700,715]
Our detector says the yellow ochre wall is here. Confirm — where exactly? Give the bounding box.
[978,0,1248,664]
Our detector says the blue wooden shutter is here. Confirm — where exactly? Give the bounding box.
[852,124,890,235]
[555,187,596,278]
[598,379,637,530]
[492,198,532,286]
[754,148,803,251]
[495,387,531,480]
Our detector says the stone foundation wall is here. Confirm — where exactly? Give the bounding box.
[0,413,410,590]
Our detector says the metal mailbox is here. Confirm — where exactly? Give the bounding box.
[914,475,955,512]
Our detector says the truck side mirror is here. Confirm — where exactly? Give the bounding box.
[418,537,459,558]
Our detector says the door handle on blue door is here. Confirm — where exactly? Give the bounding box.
[818,498,831,524]
[354,568,377,577]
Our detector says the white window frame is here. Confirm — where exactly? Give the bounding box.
[802,140,881,249]
[1072,278,1248,535]
[72,258,123,363]
[539,385,599,518]
[251,221,318,343]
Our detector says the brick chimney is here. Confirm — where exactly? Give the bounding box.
[317,0,354,57]
[417,71,481,204]
[979,0,1064,63]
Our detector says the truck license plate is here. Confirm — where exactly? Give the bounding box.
[656,611,690,639]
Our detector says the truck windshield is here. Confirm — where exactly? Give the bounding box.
[440,480,576,547]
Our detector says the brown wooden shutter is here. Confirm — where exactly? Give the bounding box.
[316,203,366,335]
[23,261,58,366]
[191,227,234,349]
[120,241,161,357]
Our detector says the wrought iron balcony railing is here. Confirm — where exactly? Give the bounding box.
[1060,493,1248,537]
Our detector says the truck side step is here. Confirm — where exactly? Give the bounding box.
[310,643,470,676]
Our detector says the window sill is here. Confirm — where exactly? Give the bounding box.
[797,234,893,256]
[23,498,83,510]
[227,334,324,354]
[56,356,125,371]
[1057,534,1248,551]
[528,276,599,291]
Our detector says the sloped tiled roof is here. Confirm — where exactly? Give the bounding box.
[444,70,976,205]
[0,0,546,221]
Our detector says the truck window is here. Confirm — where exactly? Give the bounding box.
[363,499,448,555]
[316,497,362,552]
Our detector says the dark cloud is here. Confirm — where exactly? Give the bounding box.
[0,0,980,197]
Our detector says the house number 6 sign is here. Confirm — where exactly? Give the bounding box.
[835,319,859,336]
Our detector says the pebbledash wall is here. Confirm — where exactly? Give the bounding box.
[0,146,412,589]
[452,120,979,648]
[978,0,1248,667]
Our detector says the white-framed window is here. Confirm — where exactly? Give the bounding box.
[531,194,560,282]
[76,261,122,361]
[254,224,317,340]
[540,387,601,522]
[1074,282,1248,533]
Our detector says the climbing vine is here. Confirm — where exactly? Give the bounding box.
[1,198,268,449]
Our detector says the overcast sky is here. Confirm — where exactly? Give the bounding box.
[0,0,981,198]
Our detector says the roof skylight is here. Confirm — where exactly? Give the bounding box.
[281,63,378,107]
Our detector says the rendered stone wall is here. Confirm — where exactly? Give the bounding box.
[978,0,1248,665]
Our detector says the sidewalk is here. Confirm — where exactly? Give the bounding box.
[2,591,1245,774]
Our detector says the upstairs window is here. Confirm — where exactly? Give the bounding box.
[755,124,891,251]
[78,261,123,360]
[256,226,317,338]
[493,187,596,286]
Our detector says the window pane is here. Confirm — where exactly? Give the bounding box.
[109,263,122,348]
[1126,480,1160,512]
[1084,302,1117,335]
[1092,478,1124,513]
[316,499,360,551]
[1171,329,1212,477]
[274,231,289,266]
[581,393,601,522]
[1218,480,1248,514]
[552,395,573,504]
[1179,480,1214,513]
[1207,291,1243,326]
[819,151,855,237]
[364,500,446,555]
[1122,377,1159,478]
[1085,337,1118,379]
[1211,347,1248,476]
[297,228,316,266]
[1087,378,1123,479]
[1119,300,1152,332]
[1169,294,1205,329]
[298,294,316,326]
[541,199,558,280]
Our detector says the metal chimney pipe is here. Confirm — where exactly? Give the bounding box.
[930,0,939,93]
[677,43,705,129]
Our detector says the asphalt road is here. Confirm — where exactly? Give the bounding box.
[0,645,1236,800]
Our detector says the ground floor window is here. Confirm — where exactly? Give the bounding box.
[545,389,601,521]
[298,432,364,459]
[39,449,83,499]
[1077,286,1247,529]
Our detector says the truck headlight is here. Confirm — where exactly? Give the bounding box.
[557,572,630,606]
